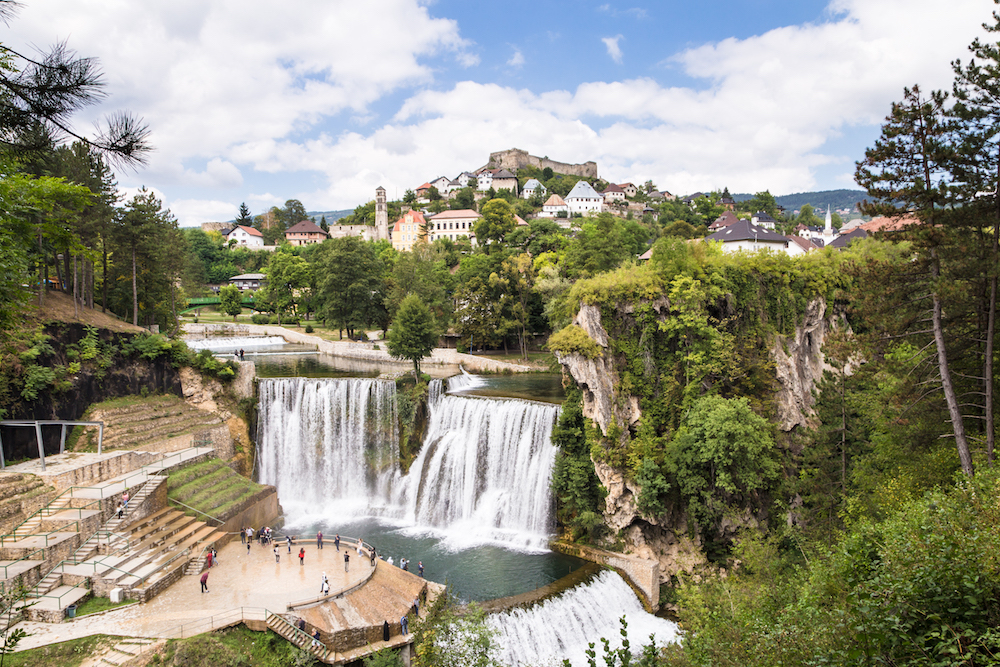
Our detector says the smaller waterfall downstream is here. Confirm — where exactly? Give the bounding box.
[186,335,289,351]
[489,571,681,666]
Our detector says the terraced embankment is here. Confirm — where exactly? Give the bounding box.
[73,394,228,454]
[166,459,280,546]
[0,473,57,536]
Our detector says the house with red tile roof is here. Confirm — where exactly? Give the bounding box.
[224,224,264,248]
[284,220,328,246]
[392,209,428,252]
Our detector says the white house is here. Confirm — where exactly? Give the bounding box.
[224,225,264,248]
[619,182,639,198]
[750,211,778,230]
[427,209,480,243]
[539,194,569,219]
[429,176,451,192]
[602,183,626,204]
[477,169,518,194]
[522,179,547,199]
[706,219,790,254]
[565,181,604,215]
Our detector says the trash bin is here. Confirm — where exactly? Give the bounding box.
[66,605,77,619]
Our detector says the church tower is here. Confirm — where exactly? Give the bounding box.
[375,186,389,241]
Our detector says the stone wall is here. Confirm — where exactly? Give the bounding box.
[40,451,162,491]
[217,487,282,547]
[487,148,599,179]
[552,542,660,611]
[232,360,256,400]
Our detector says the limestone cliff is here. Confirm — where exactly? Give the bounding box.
[556,296,837,581]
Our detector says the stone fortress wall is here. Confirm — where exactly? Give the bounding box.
[483,148,598,179]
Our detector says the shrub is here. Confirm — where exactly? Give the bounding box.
[547,325,601,359]
[304,324,314,333]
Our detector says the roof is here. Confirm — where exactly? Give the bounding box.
[392,209,427,232]
[285,220,326,235]
[427,209,481,220]
[786,235,817,253]
[619,182,637,189]
[860,214,920,233]
[232,224,262,237]
[830,228,869,249]
[566,181,602,200]
[709,211,740,231]
[416,182,432,190]
[682,192,705,203]
[752,211,777,223]
[637,247,653,261]
[707,219,788,244]
[524,179,543,189]
[493,169,516,179]
[229,273,266,281]
[543,194,567,207]
[514,215,529,227]
[603,183,625,194]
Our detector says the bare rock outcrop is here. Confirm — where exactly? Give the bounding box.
[179,367,230,419]
[771,298,834,431]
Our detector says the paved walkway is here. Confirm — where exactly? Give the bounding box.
[14,536,376,650]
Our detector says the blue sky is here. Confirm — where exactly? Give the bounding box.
[7,0,994,225]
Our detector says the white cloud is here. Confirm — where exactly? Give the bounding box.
[508,48,525,68]
[602,35,624,64]
[171,199,245,227]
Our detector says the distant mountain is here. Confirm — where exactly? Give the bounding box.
[733,189,867,212]
[307,209,353,222]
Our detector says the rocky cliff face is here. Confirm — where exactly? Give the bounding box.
[557,297,837,580]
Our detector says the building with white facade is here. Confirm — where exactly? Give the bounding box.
[706,219,790,254]
[565,181,604,215]
[539,194,569,219]
[224,225,264,248]
[602,183,626,203]
[522,179,547,200]
[427,209,480,243]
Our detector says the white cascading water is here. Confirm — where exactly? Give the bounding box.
[257,378,399,515]
[489,570,681,667]
[257,376,560,549]
[186,335,289,351]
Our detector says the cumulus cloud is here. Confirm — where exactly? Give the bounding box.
[602,35,624,64]
[508,48,525,68]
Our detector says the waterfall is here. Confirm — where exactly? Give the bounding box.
[258,376,560,549]
[489,571,681,666]
[257,378,399,515]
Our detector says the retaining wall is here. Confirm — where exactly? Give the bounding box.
[182,323,533,373]
[552,542,660,611]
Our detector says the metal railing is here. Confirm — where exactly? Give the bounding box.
[266,609,334,661]
[167,498,225,525]
[161,606,268,639]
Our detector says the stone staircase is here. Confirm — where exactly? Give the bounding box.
[100,637,160,667]
[266,611,335,663]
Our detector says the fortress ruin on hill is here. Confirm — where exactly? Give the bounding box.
[482,148,598,179]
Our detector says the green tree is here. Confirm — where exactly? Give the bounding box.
[403,189,417,205]
[386,293,438,376]
[277,199,309,228]
[258,250,310,325]
[450,186,476,210]
[474,199,515,252]
[235,202,252,227]
[388,245,453,325]
[314,236,386,338]
[218,284,243,321]
[0,2,150,166]
[668,394,780,536]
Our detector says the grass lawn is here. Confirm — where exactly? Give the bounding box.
[74,595,137,617]
[162,625,312,667]
[6,635,116,667]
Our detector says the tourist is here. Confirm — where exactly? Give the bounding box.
[344,551,349,572]
[274,546,280,563]
[206,551,213,569]
[212,548,218,565]
[400,614,409,635]
[312,629,322,649]
[200,570,209,593]
[287,535,293,553]
[297,618,306,632]
[357,538,364,556]
[418,561,423,577]
[117,501,124,520]
[402,558,408,572]
[321,580,329,596]
[299,547,305,565]
[386,556,394,566]
[334,534,340,551]
[247,526,254,543]
[122,490,129,507]
[240,527,246,544]
[239,348,245,361]
[317,530,323,550]
[320,572,328,592]
[370,550,376,567]
[247,541,251,556]
[412,597,419,615]
[382,620,390,642]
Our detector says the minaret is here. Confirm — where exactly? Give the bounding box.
[824,205,833,240]
[375,186,388,241]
